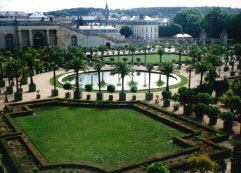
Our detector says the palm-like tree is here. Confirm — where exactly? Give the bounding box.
[186,65,194,89]
[65,51,88,93]
[194,60,210,85]
[159,62,175,91]
[157,47,165,64]
[23,47,37,91]
[97,45,108,63]
[143,45,147,65]
[0,55,5,86]
[12,59,22,93]
[176,45,184,66]
[146,64,154,93]
[44,46,64,91]
[93,55,104,94]
[128,44,136,65]
[115,45,122,63]
[112,62,133,93]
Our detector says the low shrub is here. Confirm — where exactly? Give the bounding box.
[130,86,137,93]
[107,85,115,93]
[85,84,93,92]
[147,162,170,173]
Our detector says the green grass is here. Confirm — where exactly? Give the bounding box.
[15,106,184,169]
[104,54,192,64]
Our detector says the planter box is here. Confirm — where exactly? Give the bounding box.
[0,80,5,87]
[20,77,28,85]
[119,93,126,101]
[6,86,13,94]
[51,89,59,97]
[29,84,36,92]
[14,92,22,101]
[109,95,113,101]
[19,88,23,93]
[87,94,91,100]
[145,93,153,101]
[163,99,170,107]
[36,94,40,99]
[230,71,235,76]
[174,105,179,111]
[132,95,136,101]
[224,121,233,132]
[183,105,192,115]
[97,93,103,101]
[65,92,71,98]
[74,91,82,99]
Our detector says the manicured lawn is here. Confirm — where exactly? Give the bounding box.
[15,106,184,169]
[104,54,192,64]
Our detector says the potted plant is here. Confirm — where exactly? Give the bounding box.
[4,91,8,102]
[131,86,137,100]
[36,90,40,99]
[207,106,221,126]
[136,58,141,66]
[85,84,93,100]
[110,57,115,66]
[220,112,237,131]
[155,95,160,104]
[162,90,172,107]
[63,83,72,98]
[193,103,208,120]
[171,93,179,111]
[107,84,115,101]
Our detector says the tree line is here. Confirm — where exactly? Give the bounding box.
[159,7,241,43]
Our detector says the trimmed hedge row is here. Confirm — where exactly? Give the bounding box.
[1,98,231,172]
[0,139,24,173]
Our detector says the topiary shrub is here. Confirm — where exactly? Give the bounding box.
[193,103,208,120]
[207,106,221,125]
[195,93,213,105]
[224,66,229,72]
[147,162,170,173]
[220,112,237,131]
[212,80,229,97]
[130,86,137,93]
[162,90,172,100]
[196,83,213,94]
[107,84,115,93]
[178,86,188,94]
[63,83,72,98]
[85,84,93,92]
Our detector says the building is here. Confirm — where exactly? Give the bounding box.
[78,2,159,42]
[0,20,126,50]
[78,25,125,41]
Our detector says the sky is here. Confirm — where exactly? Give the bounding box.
[0,0,241,12]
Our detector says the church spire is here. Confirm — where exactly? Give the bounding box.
[104,1,110,20]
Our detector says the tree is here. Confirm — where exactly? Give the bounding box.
[115,45,122,63]
[120,26,133,38]
[186,65,194,89]
[195,93,213,105]
[173,8,204,37]
[194,60,210,85]
[159,62,175,91]
[65,50,88,93]
[146,64,154,93]
[44,46,64,91]
[94,56,104,94]
[157,47,165,64]
[159,23,182,37]
[227,12,241,42]
[204,7,229,38]
[176,45,184,66]
[23,47,37,92]
[128,44,136,65]
[188,155,221,173]
[111,62,133,93]
[97,45,108,63]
